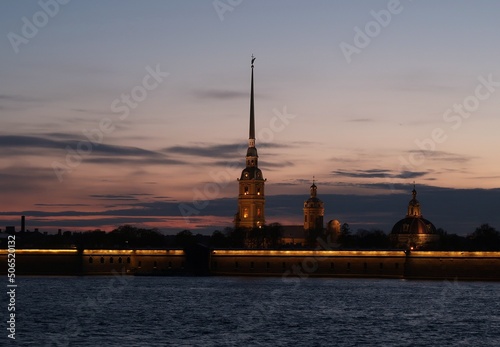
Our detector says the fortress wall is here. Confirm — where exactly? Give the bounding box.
[0,249,82,275]
[82,250,186,275]
[1,249,499,279]
[404,251,500,280]
[211,250,500,280]
[0,249,186,276]
[210,250,406,278]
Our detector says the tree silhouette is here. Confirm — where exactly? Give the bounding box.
[467,224,500,251]
[265,223,284,248]
[175,230,194,248]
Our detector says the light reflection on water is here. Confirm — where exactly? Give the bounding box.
[11,276,500,346]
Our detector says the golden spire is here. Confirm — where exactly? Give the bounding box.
[249,55,255,144]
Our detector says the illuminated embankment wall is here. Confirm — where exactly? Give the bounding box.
[209,250,500,280]
[210,250,405,278]
[1,249,500,280]
[0,249,186,276]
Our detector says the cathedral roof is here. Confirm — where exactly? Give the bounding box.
[391,217,437,235]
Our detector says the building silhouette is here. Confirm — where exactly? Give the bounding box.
[234,56,266,229]
[230,58,439,249]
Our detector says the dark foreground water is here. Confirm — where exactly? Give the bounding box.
[4,275,500,346]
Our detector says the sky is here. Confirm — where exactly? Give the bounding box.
[1,0,499,235]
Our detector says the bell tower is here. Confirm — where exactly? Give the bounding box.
[303,179,324,231]
[234,56,266,228]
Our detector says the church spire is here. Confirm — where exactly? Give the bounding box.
[310,176,317,198]
[249,55,256,148]
[235,55,265,230]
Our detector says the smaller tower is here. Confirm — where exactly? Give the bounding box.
[407,184,422,217]
[303,178,324,231]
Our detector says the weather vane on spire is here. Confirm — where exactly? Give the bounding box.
[251,54,256,68]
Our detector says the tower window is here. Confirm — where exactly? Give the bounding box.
[243,208,248,218]
[257,188,260,195]
[244,186,249,195]
[257,208,261,217]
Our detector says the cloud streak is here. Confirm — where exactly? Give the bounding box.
[0,134,186,165]
[332,169,428,179]
[164,142,291,159]
[407,150,477,164]
[192,89,249,99]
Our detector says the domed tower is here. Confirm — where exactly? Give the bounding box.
[407,187,421,217]
[303,179,324,231]
[234,56,266,229]
[390,185,439,249]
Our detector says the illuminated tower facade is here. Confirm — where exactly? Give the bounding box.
[406,187,422,217]
[234,56,266,229]
[303,180,324,231]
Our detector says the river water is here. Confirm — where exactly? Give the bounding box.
[5,275,500,346]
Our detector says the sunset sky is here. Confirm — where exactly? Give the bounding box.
[1,0,499,235]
